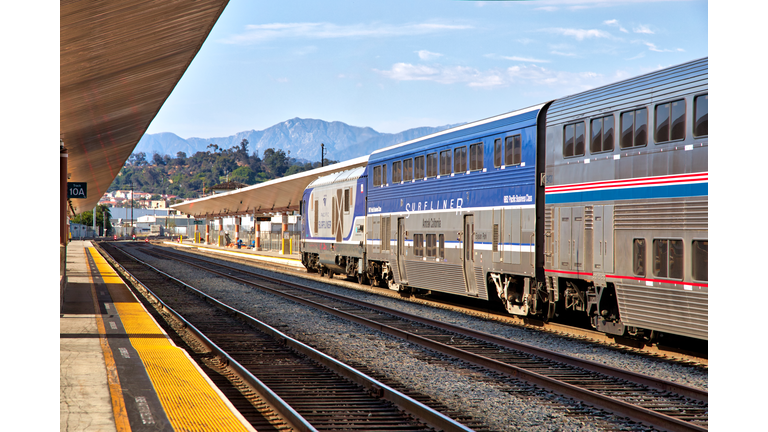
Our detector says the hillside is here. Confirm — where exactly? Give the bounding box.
[135,118,459,162]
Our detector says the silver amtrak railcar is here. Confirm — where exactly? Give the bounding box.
[543,58,708,341]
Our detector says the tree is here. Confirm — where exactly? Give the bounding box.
[229,166,255,184]
[70,205,113,235]
[129,152,147,166]
[263,148,290,177]
[152,152,165,166]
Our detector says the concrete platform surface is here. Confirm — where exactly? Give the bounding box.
[60,240,256,432]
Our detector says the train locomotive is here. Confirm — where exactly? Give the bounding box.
[300,58,708,341]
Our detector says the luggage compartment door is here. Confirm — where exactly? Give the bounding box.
[593,205,614,273]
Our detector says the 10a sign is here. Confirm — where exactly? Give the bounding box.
[67,182,87,199]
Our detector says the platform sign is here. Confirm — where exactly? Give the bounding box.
[193,219,204,225]
[255,216,271,222]
[67,182,87,199]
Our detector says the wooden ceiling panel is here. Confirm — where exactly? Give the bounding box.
[61,0,229,213]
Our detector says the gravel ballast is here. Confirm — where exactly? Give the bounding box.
[128,246,705,431]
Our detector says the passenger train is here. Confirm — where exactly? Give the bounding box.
[300,58,708,341]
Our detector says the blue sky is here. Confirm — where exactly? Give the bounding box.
[146,0,708,139]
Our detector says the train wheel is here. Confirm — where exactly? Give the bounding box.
[357,273,369,285]
[326,269,334,279]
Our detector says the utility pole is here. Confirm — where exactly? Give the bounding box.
[131,181,134,236]
[321,143,325,168]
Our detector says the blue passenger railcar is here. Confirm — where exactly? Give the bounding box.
[362,104,551,312]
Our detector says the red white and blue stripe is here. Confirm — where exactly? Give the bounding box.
[545,172,708,204]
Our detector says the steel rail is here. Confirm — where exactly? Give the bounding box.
[168,241,708,367]
[155,245,708,432]
[101,243,475,432]
[96,244,316,432]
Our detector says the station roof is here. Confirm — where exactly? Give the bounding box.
[171,156,369,218]
[61,0,230,214]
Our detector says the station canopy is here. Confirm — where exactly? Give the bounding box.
[61,0,230,214]
[171,156,369,218]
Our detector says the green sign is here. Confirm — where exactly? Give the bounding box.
[67,182,87,199]
[193,220,204,225]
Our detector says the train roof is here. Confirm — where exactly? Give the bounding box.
[307,166,367,189]
[369,103,546,162]
[171,155,368,217]
[547,57,708,125]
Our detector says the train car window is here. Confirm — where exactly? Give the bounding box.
[344,188,350,213]
[590,115,614,153]
[392,161,402,183]
[620,108,648,149]
[403,158,413,181]
[563,122,585,157]
[655,99,686,143]
[382,164,388,186]
[653,239,683,279]
[469,143,483,171]
[414,233,424,256]
[494,138,502,167]
[505,135,522,165]
[426,234,437,257]
[454,146,467,173]
[439,234,445,258]
[440,150,452,176]
[373,166,382,187]
[415,155,425,179]
[694,94,708,137]
[426,153,438,178]
[633,238,645,276]
[692,240,708,281]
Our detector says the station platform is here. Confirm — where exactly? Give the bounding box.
[60,240,256,432]
[160,238,305,269]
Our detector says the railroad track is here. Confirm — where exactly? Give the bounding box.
[137,242,708,432]
[160,241,707,367]
[98,242,482,432]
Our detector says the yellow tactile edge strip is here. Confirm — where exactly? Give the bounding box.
[87,247,255,432]
[85,245,132,432]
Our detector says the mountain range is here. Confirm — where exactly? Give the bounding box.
[136,118,461,162]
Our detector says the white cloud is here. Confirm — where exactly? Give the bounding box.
[633,24,654,34]
[416,50,443,60]
[643,41,684,53]
[375,62,608,91]
[545,28,612,41]
[603,19,628,33]
[551,51,577,57]
[486,54,551,63]
[221,22,473,44]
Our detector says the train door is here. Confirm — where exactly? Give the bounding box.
[397,217,407,283]
[558,207,584,271]
[592,205,614,273]
[463,214,478,295]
